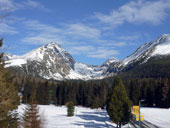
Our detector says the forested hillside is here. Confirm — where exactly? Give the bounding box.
[120,55,170,79]
[13,73,170,108]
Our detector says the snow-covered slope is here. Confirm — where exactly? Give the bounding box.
[3,53,19,61]
[151,34,170,56]
[141,107,169,128]
[75,62,105,79]
[120,34,170,68]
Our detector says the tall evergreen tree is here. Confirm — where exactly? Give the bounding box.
[0,39,19,127]
[107,76,132,128]
[22,104,42,128]
[22,88,45,128]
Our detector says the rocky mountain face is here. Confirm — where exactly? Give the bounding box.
[6,43,76,80]
[5,42,107,80]
[5,34,170,80]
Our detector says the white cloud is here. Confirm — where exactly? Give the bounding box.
[21,20,63,44]
[20,20,125,59]
[23,20,60,33]
[95,0,170,26]
[0,0,16,11]
[65,23,101,39]
[0,23,18,35]
[21,20,103,45]
[68,45,95,55]
[22,0,50,12]
[117,35,139,41]
[88,48,119,59]
[111,42,127,47]
[93,39,127,47]
[24,0,42,8]
[0,0,50,13]
[21,34,61,45]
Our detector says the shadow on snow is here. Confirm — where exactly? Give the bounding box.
[73,111,116,128]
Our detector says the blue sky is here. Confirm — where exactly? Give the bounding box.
[0,0,170,65]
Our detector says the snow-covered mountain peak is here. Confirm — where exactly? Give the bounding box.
[151,34,170,56]
[46,42,60,47]
[104,58,119,65]
[159,34,170,38]
[19,42,74,63]
[155,34,170,44]
[44,42,63,52]
[120,34,170,67]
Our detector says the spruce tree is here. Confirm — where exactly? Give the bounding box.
[0,39,19,127]
[22,104,42,128]
[66,101,75,117]
[22,88,45,128]
[107,76,132,128]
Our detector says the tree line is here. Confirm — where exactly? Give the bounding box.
[12,73,170,108]
[13,75,109,108]
[124,78,170,108]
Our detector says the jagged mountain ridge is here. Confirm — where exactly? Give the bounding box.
[118,34,170,70]
[5,42,107,80]
[5,34,170,80]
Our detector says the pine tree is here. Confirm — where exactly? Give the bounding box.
[22,104,42,128]
[66,101,75,117]
[107,76,132,128]
[22,88,45,128]
[0,39,19,127]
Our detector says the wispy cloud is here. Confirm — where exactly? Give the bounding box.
[21,20,63,44]
[20,20,121,59]
[0,0,16,11]
[68,45,95,55]
[0,0,50,36]
[65,23,101,39]
[21,20,102,45]
[3,0,158,60]
[69,45,119,59]
[23,20,60,33]
[22,0,50,12]
[21,34,61,45]
[0,23,18,35]
[95,0,170,26]
[88,48,119,59]
[117,35,140,41]
[109,42,127,47]
[0,0,50,13]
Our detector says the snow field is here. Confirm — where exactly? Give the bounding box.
[17,105,170,128]
[18,105,116,128]
[141,107,170,128]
